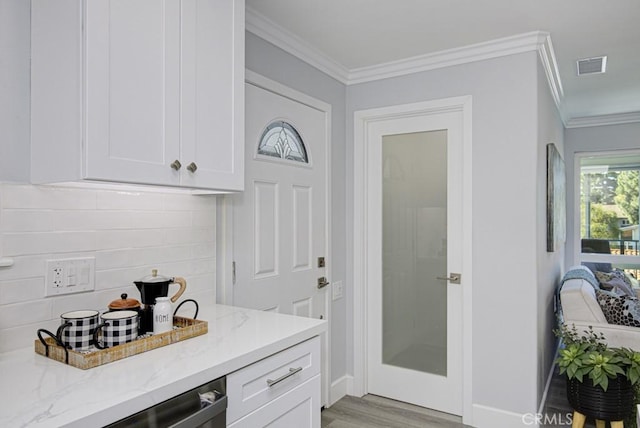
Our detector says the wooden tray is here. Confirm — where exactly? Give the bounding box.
[34,316,207,370]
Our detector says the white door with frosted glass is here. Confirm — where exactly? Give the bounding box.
[233,78,330,405]
[367,111,464,415]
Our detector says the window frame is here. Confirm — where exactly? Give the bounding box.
[573,149,640,269]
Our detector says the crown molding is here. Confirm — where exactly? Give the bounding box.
[565,111,640,128]
[348,31,551,85]
[246,12,640,130]
[537,34,566,124]
[246,11,590,127]
[245,6,350,84]
[247,10,554,88]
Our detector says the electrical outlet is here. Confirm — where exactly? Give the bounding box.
[45,257,95,297]
[52,267,63,288]
[332,280,344,301]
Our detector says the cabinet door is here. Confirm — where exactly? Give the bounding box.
[84,0,181,186]
[180,0,244,191]
[228,375,320,428]
[227,337,320,424]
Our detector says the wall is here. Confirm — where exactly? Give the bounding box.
[245,32,349,386]
[0,0,216,353]
[564,122,640,268]
[535,59,565,409]
[346,52,542,424]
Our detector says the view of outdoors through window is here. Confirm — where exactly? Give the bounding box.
[580,152,640,278]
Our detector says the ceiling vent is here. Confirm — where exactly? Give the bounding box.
[577,56,607,76]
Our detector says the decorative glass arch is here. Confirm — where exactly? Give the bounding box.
[257,121,308,163]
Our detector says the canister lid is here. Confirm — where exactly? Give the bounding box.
[108,293,142,310]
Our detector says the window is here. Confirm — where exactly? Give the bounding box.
[257,121,308,163]
[577,151,640,279]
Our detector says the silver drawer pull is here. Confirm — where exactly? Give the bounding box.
[266,367,303,387]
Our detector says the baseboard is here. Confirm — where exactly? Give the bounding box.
[329,375,354,406]
[472,404,536,428]
[538,338,561,414]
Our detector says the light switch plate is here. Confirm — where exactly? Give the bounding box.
[45,257,95,297]
[332,280,343,301]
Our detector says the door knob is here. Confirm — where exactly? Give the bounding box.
[436,273,461,284]
[317,277,330,289]
[187,162,198,173]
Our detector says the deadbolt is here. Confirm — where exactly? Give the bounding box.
[318,257,325,268]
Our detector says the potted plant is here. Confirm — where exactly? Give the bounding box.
[555,324,640,426]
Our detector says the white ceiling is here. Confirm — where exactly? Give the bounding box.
[246,0,640,126]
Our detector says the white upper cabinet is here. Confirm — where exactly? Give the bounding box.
[31,0,244,192]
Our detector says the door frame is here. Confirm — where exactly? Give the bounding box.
[352,96,473,424]
[217,70,333,407]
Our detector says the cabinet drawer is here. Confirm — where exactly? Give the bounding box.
[228,374,320,428]
[227,336,320,424]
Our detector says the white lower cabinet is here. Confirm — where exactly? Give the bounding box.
[227,336,321,427]
[228,375,320,428]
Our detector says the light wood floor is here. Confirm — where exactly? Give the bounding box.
[321,394,470,428]
[321,367,600,428]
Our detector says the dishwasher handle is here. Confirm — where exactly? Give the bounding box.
[168,395,227,428]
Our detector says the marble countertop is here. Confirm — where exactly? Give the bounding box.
[0,304,326,428]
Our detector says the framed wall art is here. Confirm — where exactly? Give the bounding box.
[547,143,566,252]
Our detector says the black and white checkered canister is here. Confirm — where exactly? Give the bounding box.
[59,310,100,350]
[94,310,139,349]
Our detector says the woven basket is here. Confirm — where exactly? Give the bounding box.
[566,375,634,421]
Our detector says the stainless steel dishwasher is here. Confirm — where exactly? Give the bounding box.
[106,376,227,428]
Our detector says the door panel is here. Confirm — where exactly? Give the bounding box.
[367,111,463,415]
[233,80,330,406]
[254,181,279,278]
[293,186,312,270]
[382,131,448,376]
[85,0,180,185]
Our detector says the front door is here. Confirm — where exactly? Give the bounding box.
[366,109,464,415]
[233,74,330,405]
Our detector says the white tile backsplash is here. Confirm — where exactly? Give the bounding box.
[3,231,97,255]
[0,277,44,304]
[0,183,217,352]
[50,210,135,231]
[2,185,98,210]
[0,210,53,232]
[96,189,168,211]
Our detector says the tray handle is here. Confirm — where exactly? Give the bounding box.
[173,299,199,319]
[37,328,69,365]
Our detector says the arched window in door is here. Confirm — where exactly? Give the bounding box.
[257,121,308,163]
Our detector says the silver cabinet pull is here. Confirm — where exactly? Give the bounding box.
[317,277,329,289]
[436,273,461,284]
[187,162,198,173]
[266,367,302,387]
[170,160,182,170]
